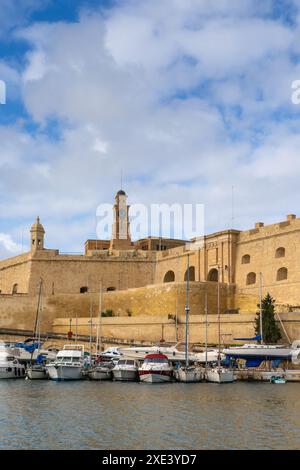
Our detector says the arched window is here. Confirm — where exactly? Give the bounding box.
[80,286,88,293]
[107,286,116,291]
[207,268,218,282]
[242,254,250,264]
[246,272,256,285]
[275,247,285,258]
[163,271,175,283]
[277,267,288,281]
[12,284,18,295]
[184,266,195,281]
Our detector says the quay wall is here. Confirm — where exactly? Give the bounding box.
[52,313,300,346]
[2,281,300,344]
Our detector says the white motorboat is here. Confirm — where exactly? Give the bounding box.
[112,358,139,381]
[99,347,123,363]
[119,342,221,364]
[138,353,174,383]
[88,361,113,381]
[175,365,203,383]
[0,348,26,379]
[46,344,85,381]
[205,367,235,383]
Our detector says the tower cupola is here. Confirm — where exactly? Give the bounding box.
[30,216,45,251]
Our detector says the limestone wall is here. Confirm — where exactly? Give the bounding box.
[52,312,300,345]
[236,217,300,304]
[27,251,156,296]
[0,253,32,294]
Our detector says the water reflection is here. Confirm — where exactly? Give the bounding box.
[0,381,300,449]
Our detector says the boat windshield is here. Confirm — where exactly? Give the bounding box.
[144,358,168,364]
[56,356,81,362]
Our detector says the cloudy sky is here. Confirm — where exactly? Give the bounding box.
[1,0,300,257]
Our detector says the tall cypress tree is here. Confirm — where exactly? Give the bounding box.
[255,293,282,343]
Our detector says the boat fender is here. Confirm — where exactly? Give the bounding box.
[291,350,300,365]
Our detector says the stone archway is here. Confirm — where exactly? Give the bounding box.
[184,266,195,281]
[163,270,175,283]
[207,268,218,282]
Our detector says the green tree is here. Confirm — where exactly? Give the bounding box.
[101,309,114,317]
[255,293,281,343]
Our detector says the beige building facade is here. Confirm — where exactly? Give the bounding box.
[0,190,299,324]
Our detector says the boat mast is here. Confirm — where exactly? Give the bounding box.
[205,291,208,369]
[32,278,43,361]
[96,280,103,356]
[259,272,263,344]
[185,254,190,369]
[217,265,221,371]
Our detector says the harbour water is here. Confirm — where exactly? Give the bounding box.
[1,380,300,450]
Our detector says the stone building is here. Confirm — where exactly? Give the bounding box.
[0,189,299,308]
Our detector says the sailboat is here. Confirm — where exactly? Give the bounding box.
[205,266,235,384]
[26,279,48,380]
[174,255,203,383]
[88,281,113,381]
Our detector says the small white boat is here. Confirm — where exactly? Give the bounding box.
[112,358,139,381]
[46,344,85,381]
[88,361,113,381]
[0,348,26,379]
[99,347,123,363]
[205,367,235,383]
[139,353,173,383]
[26,364,48,380]
[270,375,286,384]
[175,365,203,383]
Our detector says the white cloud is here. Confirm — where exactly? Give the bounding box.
[1,0,300,256]
[0,233,22,257]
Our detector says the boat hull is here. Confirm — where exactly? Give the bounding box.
[88,369,112,381]
[26,367,48,380]
[206,368,235,383]
[0,365,26,379]
[175,366,203,383]
[112,369,138,382]
[139,370,173,383]
[46,365,83,381]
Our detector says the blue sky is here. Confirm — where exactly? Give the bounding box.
[1,0,300,257]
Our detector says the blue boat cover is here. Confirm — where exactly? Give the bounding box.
[245,358,263,367]
[233,335,262,341]
[15,342,40,353]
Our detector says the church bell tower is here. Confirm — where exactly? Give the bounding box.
[110,190,132,250]
[30,216,45,252]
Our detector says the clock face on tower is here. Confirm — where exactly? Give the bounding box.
[119,209,126,218]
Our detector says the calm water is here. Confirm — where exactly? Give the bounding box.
[0,380,300,450]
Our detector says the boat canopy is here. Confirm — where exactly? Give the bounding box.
[144,353,169,361]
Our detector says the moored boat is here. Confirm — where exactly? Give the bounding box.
[0,347,26,379]
[175,365,203,383]
[46,344,85,381]
[88,361,113,381]
[270,375,286,384]
[112,358,139,381]
[205,367,235,383]
[26,363,48,380]
[138,353,173,383]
